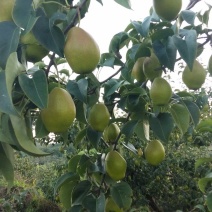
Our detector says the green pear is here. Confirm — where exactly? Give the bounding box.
[64,27,100,74]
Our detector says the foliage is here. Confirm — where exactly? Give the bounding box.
[0,0,212,211]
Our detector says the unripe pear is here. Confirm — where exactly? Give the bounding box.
[131,57,146,83]
[64,27,100,74]
[41,87,76,133]
[208,55,212,76]
[143,52,162,82]
[0,0,14,22]
[153,0,182,21]
[105,150,127,181]
[145,140,165,166]
[182,60,206,90]
[150,77,172,106]
[103,123,120,142]
[20,32,49,63]
[88,103,110,132]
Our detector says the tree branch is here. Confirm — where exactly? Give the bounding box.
[186,0,202,10]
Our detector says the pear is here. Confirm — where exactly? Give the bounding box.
[131,57,147,83]
[64,27,100,74]
[143,52,162,82]
[41,87,76,133]
[20,32,49,63]
[153,0,182,21]
[88,103,110,132]
[182,60,206,90]
[145,140,165,166]
[150,77,172,106]
[208,55,212,76]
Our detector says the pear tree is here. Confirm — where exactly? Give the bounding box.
[0,0,212,211]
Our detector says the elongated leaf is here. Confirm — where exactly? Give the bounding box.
[72,180,92,206]
[109,32,129,55]
[173,30,197,70]
[0,143,14,187]
[170,103,190,135]
[86,126,102,149]
[180,10,196,25]
[9,115,50,156]
[0,22,20,69]
[206,192,212,212]
[134,118,149,142]
[59,181,76,210]
[67,80,88,103]
[198,176,212,193]
[140,16,152,37]
[121,120,138,139]
[13,0,38,33]
[35,114,49,138]
[18,70,48,109]
[153,36,177,71]
[182,100,200,127]
[54,172,79,196]
[110,182,133,210]
[149,113,174,143]
[195,157,212,170]
[114,0,131,9]
[0,52,24,115]
[196,118,212,133]
[32,8,64,57]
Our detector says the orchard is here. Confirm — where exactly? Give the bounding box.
[0,0,212,211]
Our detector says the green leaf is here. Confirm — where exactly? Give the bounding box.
[196,118,212,133]
[173,29,197,70]
[32,8,65,57]
[140,16,152,37]
[149,113,174,143]
[110,182,133,210]
[75,128,87,145]
[68,155,82,173]
[0,52,24,116]
[134,118,149,142]
[153,36,177,71]
[0,22,20,69]
[0,143,14,187]
[18,70,48,109]
[180,10,196,25]
[182,100,200,127]
[198,176,212,193]
[122,142,137,154]
[206,192,212,212]
[104,79,123,98]
[59,181,76,210]
[67,79,88,103]
[35,114,49,138]
[109,32,129,55]
[13,0,38,33]
[9,115,50,156]
[54,172,79,196]
[195,157,212,170]
[72,180,92,206]
[121,120,138,139]
[151,28,174,42]
[114,0,131,9]
[99,53,124,68]
[75,101,87,124]
[193,204,206,212]
[170,103,190,136]
[86,126,102,149]
[82,193,105,212]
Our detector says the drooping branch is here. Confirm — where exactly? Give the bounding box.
[186,0,202,10]
[64,0,89,34]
